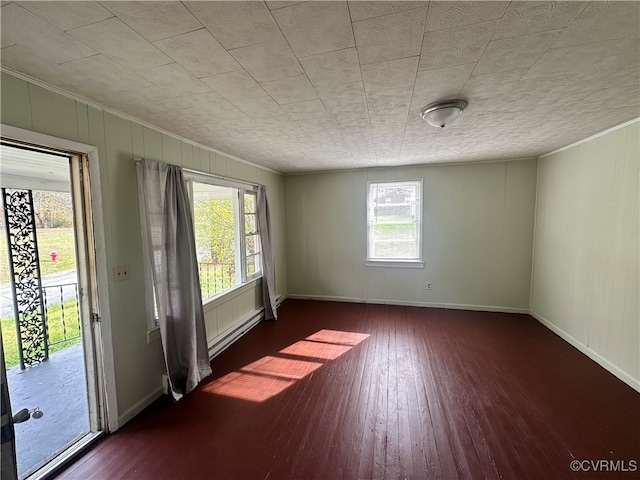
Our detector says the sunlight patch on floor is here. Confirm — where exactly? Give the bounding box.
[204,329,370,402]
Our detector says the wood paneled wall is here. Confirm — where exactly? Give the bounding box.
[531,121,639,390]
[0,72,287,427]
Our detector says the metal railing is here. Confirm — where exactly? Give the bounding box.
[42,282,81,349]
[198,263,236,299]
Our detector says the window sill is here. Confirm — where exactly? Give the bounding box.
[365,260,424,269]
[146,276,263,343]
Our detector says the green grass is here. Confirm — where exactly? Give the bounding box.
[1,298,81,369]
[376,214,414,223]
[0,227,76,284]
[373,223,416,240]
[0,226,79,367]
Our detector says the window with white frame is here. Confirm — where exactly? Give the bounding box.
[189,175,261,302]
[367,180,422,265]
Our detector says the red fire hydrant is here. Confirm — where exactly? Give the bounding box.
[50,250,58,262]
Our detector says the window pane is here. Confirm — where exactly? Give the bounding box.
[245,253,259,278]
[198,263,236,299]
[245,234,259,257]
[244,192,255,213]
[245,213,256,234]
[368,181,421,260]
[372,225,417,258]
[193,182,237,298]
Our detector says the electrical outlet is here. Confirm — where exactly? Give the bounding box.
[113,265,131,282]
[426,282,432,290]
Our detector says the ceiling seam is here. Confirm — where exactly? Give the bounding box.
[399,1,431,164]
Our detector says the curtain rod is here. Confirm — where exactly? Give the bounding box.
[134,157,261,189]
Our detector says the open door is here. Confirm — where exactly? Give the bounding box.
[1,326,18,480]
[0,141,105,478]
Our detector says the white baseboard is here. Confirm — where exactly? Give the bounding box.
[286,294,529,314]
[117,386,163,429]
[287,294,367,304]
[531,311,640,393]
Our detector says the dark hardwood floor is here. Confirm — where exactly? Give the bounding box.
[56,299,639,479]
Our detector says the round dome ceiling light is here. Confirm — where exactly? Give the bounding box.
[420,99,468,128]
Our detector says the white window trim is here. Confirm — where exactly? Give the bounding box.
[365,260,424,268]
[366,179,423,266]
[184,170,262,303]
[242,190,261,283]
[184,169,256,191]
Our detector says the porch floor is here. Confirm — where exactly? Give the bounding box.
[6,343,89,478]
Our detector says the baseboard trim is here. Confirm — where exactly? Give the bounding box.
[286,294,529,314]
[531,311,640,393]
[117,386,163,429]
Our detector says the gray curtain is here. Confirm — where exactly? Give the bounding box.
[257,186,277,320]
[137,159,211,400]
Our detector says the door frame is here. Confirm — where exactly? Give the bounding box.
[1,124,117,433]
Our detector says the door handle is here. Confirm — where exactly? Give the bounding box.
[12,407,43,423]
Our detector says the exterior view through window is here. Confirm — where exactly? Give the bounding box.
[367,180,422,262]
[191,180,260,301]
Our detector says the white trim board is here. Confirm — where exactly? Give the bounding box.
[286,294,529,314]
[117,387,164,428]
[539,117,640,159]
[531,311,640,393]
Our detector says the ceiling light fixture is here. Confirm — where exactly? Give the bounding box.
[420,99,468,128]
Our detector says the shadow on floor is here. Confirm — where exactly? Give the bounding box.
[6,343,89,478]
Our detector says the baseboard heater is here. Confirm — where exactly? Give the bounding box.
[162,296,285,395]
[207,295,286,358]
[208,308,264,359]
[160,311,263,395]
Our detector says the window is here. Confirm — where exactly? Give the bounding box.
[189,176,260,302]
[243,191,260,279]
[367,180,423,267]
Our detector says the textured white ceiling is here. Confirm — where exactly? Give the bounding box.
[1,1,639,173]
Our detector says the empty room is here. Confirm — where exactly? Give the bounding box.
[0,1,638,479]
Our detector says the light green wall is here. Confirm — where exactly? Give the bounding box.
[284,159,537,311]
[1,72,287,423]
[531,122,639,388]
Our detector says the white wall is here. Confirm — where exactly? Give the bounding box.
[285,159,537,311]
[531,121,639,390]
[0,72,287,426]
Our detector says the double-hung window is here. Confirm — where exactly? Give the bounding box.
[367,180,423,267]
[187,173,261,302]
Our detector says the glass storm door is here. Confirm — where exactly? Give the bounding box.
[0,142,103,479]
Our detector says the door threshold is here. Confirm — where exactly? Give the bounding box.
[24,431,104,480]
